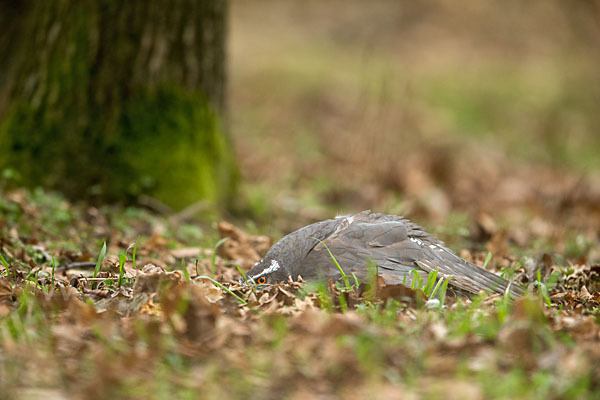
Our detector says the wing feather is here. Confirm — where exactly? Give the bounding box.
[298,213,524,297]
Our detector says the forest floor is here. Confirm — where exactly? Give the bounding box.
[0,157,599,399]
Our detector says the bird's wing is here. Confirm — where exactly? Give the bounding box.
[298,219,428,286]
[298,239,429,288]
[301,217,524,297]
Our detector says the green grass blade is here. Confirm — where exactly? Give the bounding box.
[429,273,445,298]
[423,270,438,296]
[131,238,139,270]
[50,250,56,289]
[181,260,191,282]
[482,252,493,269]
[118,253,126,287]
[438,276,451,307]
[351,272,360,287]
[338,288,348,312]
[196,276,247,304]
[315,282,332,312]
[0,253,12,278]
[93,242,107,279]
[236,265,257,291]
[324,244,349,288]
[411,270,422,290]
[236,265,248,283]
[310,237,351,290]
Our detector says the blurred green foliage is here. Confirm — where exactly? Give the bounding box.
[230,0,600,221]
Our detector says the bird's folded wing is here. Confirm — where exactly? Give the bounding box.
[301,218,524,297]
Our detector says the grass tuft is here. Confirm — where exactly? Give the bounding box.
[118,252,126,288]
[0,253,13,278]
[50,250,56,291]
[93,242,107,280]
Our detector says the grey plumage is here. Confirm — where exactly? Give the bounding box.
[244,211,525,298]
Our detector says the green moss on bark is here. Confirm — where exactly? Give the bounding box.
[118,87,237,209]
[0,87,236,209]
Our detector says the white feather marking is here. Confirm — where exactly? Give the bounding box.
[252,259,281,279]
[409,237,425,246]
[412,237,443,251]
[333,215,355,235]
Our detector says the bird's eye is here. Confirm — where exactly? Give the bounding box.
[256,276,267,284]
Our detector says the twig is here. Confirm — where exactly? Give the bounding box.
[56,261,97,271]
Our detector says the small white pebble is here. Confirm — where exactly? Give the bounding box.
[425,298,440,309]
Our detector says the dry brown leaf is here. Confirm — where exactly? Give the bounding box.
[195,280,224,304]
[170,247,202,259]
[133,264,181,295]
[376,275,424,305]
[216,221,272,269]
[0,278,13,304]
[580,285,593,301]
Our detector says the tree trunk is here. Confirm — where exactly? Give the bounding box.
[0,0,236,209]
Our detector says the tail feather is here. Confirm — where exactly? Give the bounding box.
[417,259,525,298]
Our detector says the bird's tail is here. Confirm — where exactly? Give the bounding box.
[416,259,525,298]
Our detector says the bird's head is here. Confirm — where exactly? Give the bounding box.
[240,257,293,288]
[237,220,335,287]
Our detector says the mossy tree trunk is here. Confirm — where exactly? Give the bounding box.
[0,0,236,209]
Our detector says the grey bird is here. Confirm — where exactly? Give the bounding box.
[243,211,525,298]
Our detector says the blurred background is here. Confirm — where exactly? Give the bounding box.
[1,0,599,249]
[229,0,600,243]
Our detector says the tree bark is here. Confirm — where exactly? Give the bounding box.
[0,0,236,209]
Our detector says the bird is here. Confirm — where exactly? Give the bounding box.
[242,211,525,298]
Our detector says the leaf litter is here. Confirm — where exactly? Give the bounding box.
[0,181,599,399]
